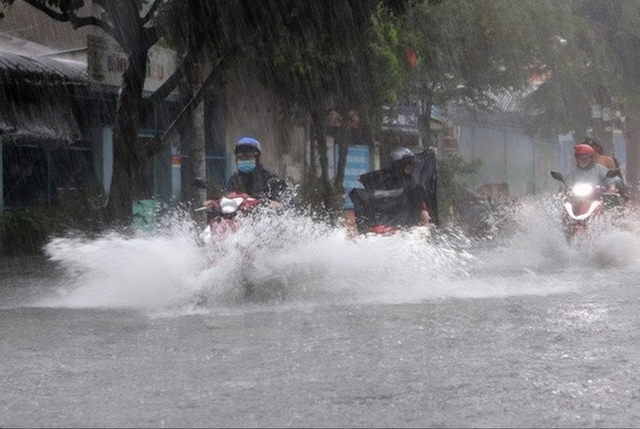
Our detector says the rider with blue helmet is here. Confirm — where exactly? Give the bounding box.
[227,137,283,200]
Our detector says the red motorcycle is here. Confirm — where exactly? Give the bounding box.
[194,177,285,240]
[197,192,261,242]
[193,178,286,300]
[550,170,622,239]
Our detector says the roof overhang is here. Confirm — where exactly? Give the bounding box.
[0,45,87,146]
[0,93,81,147]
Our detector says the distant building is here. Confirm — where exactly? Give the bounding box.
[443,87,627,199]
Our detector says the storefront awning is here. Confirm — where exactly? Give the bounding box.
[0,49,86,83]
[0,50,86,146]
[0,95,82,146]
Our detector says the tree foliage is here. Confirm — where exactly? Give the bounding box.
[400,1,565,106]
[195,1,414,214]
[0,0,414,221]
[4,0,640,226]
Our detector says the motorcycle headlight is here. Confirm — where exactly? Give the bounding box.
[571,183,594,198]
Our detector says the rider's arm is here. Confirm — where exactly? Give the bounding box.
[418,187,431,226]
[598,164,624,191]
[563,171,576,190]
[420,209,431,226]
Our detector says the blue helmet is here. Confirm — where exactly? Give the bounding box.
[235,137,261,155]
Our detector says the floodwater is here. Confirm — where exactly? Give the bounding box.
[3,198,640,428]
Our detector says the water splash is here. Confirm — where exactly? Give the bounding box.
[42,210,207,309]
[487,195,640,267]
[37,197,640,312]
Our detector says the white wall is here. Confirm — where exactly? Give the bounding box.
[457,125,536,197]
[455,121,629,197]
[0,138,3,210]
[224,70,308,182]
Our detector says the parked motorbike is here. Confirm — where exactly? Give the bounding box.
[550,170,622,239]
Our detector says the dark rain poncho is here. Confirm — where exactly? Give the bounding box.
[349,148,438,232]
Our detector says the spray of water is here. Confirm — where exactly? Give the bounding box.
[42,210,207,309]
[38,196,640,312]
[466,194,640,294]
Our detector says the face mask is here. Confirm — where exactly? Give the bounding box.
[237,160,256,173]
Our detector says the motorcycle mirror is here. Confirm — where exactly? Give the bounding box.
[606,169,622,178]
[550,171,565,183]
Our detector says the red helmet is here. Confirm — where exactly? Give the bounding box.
[574,144,594,156]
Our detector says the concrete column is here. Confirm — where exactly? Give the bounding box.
[171,149,181,201]
[102,127,113,195]
[0,137,3,211]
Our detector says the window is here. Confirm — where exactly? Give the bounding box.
[2,143,94,208]
[3,145,48,208]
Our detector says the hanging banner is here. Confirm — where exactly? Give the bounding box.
[381,104,420,135]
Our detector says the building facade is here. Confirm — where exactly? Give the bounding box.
[0,2,311,213]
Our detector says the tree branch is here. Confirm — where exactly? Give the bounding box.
[21,0,120,44]
[142,57,225,154]
[69,15,116,35]
[21,0,66,21]
[142,0,163,25]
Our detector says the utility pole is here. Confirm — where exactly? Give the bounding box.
[590,89,614,155]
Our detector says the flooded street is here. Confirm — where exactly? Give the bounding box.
[3,1,640,427]
[2,203,640,427]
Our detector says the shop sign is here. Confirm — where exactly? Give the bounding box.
[87,35,177,92]
[381,104,420,134]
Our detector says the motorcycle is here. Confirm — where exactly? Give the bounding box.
[194,177,286,238]
[193,178,287,300]
[550,170,623,239]
[196,191,261,243]
[347,187,432,238]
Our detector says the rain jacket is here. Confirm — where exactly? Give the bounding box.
[349,186,424,232]
[349,150,438,232]
[349,168,430,232]
[356,148,438,225]
[227,164,282,200]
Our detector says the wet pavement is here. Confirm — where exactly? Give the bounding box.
[2,206,640,427]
